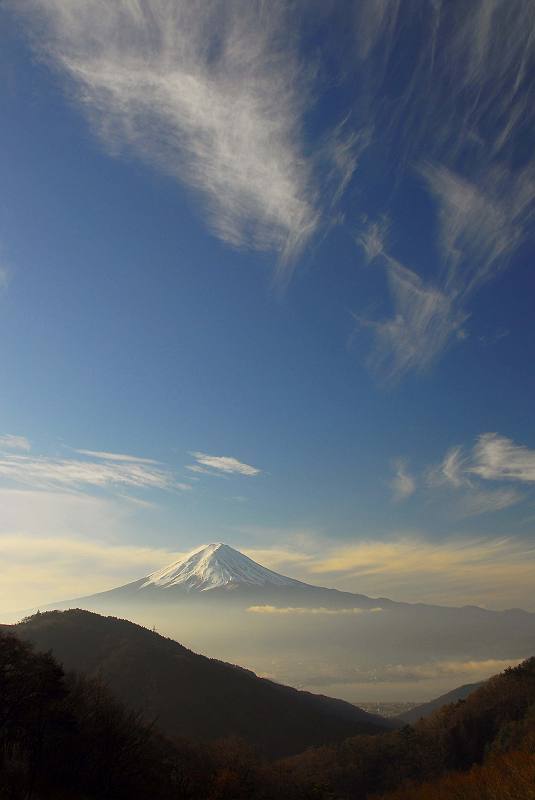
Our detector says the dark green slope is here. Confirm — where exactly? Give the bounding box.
[8,609,393,757]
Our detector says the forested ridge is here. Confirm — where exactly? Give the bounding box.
[2,611,535,799]
[6,609,389,757]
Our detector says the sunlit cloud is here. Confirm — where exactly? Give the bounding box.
[303,657,523,689]
[380,658,524,683]
[302,535,535,609]
[237,528,535,610]
[0,434,31,452]
[0,532,181,614]
[247,605,382,616]
[188,451,261,477]
[0,488,185,613]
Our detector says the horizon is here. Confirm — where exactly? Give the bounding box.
[14,541,535,614]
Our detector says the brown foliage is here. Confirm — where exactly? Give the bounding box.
[374,751,535,800]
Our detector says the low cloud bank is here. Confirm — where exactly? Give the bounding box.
[247,605,382,616]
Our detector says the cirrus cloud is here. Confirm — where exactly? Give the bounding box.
[188,451,261,477]
[15,0,319,264]
[0,446,191,492]
[0,434,31,452]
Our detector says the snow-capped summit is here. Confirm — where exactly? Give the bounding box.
[141,542,304,592]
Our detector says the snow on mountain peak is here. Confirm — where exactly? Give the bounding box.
[142,542,303,592]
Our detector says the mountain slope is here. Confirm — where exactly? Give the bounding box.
[8,609,394,757]
[396,681,484,724]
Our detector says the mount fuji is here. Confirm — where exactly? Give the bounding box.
[140,542,307,592]
[62,542,384,609]
[41,542,535,698]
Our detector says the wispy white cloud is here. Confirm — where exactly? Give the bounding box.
[74,448,159,465]
[457,488,524,518]
[188,451,261,477]
[470,433,535,484]
[427,445,468,488]
[359,254,467,381]
[321,120,371,211]
[354,0,401,64]
[390,459,415,502]
[0,434,31,452]
[431,433,535,489]
[0,448,190,492]
[352,2,535,378]
[421,162,534,295]
[16,0,319,264]
[423,434,533,519]
[247,605,382,616]
[357,215,389,262]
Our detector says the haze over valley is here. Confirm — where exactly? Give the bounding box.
[18,541,531,703]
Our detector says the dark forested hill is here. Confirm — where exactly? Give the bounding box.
[278,656,535,798]
[6,609,392,758]
[2,621,535,800]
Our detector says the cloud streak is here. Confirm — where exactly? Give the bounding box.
[188,451,261,477]
[0,434,31,452]
[247,605,382,616]
[0,448,190,492]
[358,248,467,381]
[304,534,535,609]
[421,163,534,295]
[353,2,535,378]
[17,0,319,264]
[431,433,535,489]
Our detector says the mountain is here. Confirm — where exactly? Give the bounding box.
[66,541,382,608]
[6,609,394,757]
[34,543,535,704]
[139,542,307,592]
[396,681,484,724]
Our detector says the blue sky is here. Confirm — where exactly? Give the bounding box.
[1,0,535,611]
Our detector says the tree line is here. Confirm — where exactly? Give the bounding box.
[1,628,535,799]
